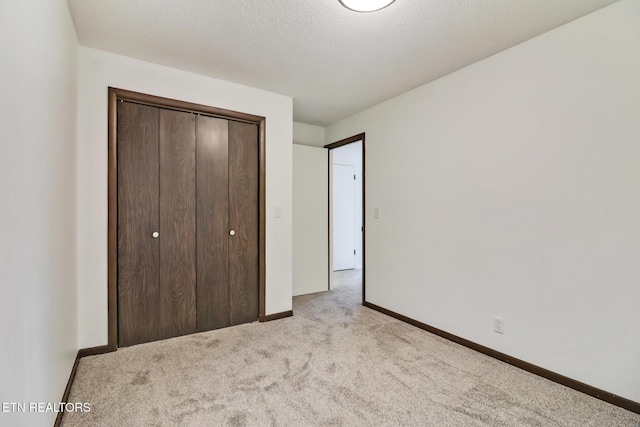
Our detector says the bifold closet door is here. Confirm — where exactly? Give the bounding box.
[196,116,230,331]
[117,102,161,347]
[118,103,197,347]
[117,101,259,347]
[158,109,197,339]
[196,118,259,329]
[228,121,259,325]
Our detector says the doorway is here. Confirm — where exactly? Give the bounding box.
[325,134,365,303]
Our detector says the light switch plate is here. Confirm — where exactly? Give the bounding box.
[274,206,282,218]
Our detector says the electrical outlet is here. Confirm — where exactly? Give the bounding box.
[493,316,505,334]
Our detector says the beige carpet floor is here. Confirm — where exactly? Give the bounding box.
[64,270,640,426]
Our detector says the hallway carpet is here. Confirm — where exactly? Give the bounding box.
[63,270,640,426]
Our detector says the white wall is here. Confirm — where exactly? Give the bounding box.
[332,142,363,269]
[293,145,328,296]
[76,47,293,348]
[0,1,78,426]
[326,0,640,402]
[293,122,326,147]
[292,122,329,296]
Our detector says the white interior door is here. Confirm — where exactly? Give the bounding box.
[333,164,355,271]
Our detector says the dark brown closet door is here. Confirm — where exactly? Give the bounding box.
[228,121,259,325]
[117,102,161,347]
[117,99,259,347]
[158,109,197,340]
[196,116,230,331]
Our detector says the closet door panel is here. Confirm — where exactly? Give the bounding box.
[196,116,230,331]
[159,109,197,339]
[228,121,259,325]
[117,102,160,347]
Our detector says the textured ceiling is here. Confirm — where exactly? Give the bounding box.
[67,0,619,126]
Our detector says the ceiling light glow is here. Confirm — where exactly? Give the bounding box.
[339,0,396,12]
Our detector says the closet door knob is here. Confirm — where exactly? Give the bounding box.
[152,232,159,238]
[229,230,235,236]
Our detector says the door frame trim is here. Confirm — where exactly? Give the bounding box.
[107,87,267,351]
[324,133,366,304]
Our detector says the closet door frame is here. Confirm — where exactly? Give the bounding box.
[107,87,266,351]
